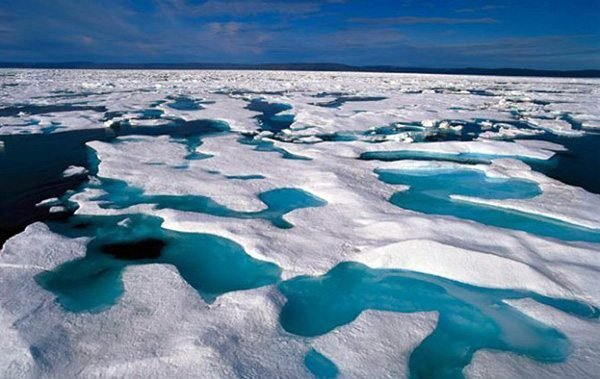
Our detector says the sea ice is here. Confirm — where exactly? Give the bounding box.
[1,69,599,378]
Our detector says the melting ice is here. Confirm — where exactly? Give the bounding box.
[1,69,599,378]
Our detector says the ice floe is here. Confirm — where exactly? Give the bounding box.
[1,69,599,378]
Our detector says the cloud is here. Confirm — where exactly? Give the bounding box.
[402,35,600,65]
[206,22,245,34]
[349,16,499,25]
[431,36,581,55]
[157,0,343,16]
[455,5,505,14]
[0,0,597,69]
[80,36,94,46]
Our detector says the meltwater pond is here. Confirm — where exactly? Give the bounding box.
[279,262,599,379]
[304,349,339,379]
[166,95,214,111]
[92,178,327,229]
[36,214,281,312]
[376,168,600,243]
[361,150,499,165]
[0,118,229,247]
[238,135,311,160]
[313,95,387,108]
[360,124,600,195]
[246,98,295,133]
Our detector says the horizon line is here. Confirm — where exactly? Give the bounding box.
[1,61,599,78]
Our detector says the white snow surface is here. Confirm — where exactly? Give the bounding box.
[1,69,600,378]
[313,311,438,378]
[1,69,599,136]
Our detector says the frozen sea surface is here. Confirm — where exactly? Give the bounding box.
[1,69,600,378]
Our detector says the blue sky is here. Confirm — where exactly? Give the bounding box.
[1,0,599,69]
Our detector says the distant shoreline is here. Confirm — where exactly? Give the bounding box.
[1,62,599,78]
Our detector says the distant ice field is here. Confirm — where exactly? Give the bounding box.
[1,69,599,378]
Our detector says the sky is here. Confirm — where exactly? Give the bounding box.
[0,0,599,69]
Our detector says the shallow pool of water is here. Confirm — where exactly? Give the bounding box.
[304,348,339,378]
[238,135,311,160]
[37,214,281,312]
[246,98,294,133]
[166,95,204,111]
[360,150,495,164]
[279,262,599,379]
[376,168,600,243]
[314,96,387,108]
[93,179,326,229]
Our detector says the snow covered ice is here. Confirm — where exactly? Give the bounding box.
[1,69,600,378]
